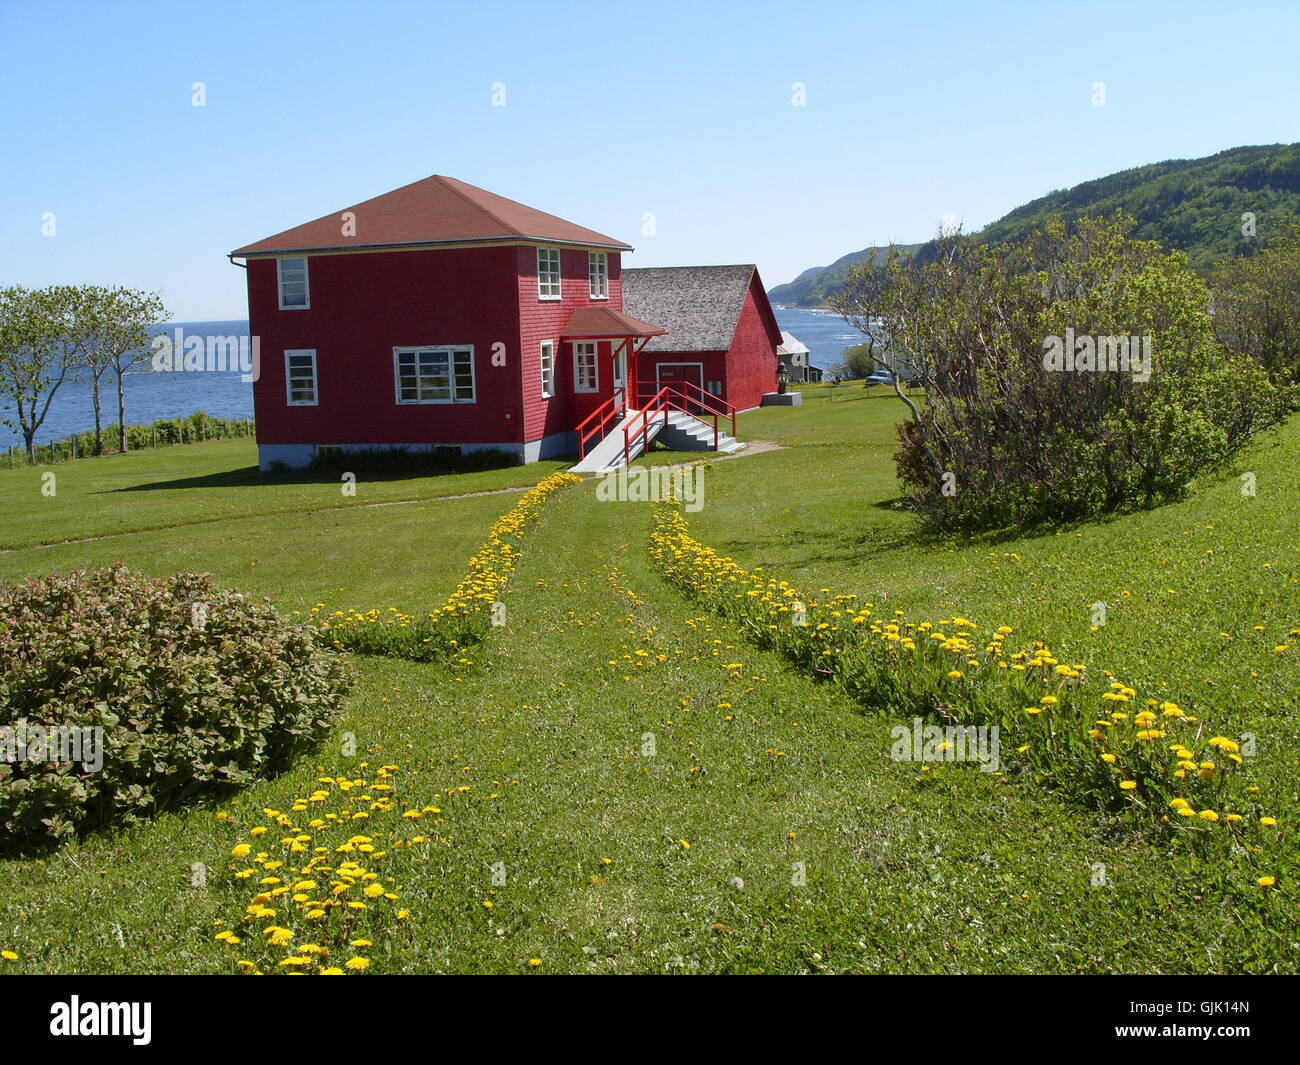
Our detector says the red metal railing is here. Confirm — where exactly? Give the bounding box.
[575,391,625,460]
[576,383,741,466]
[621,383,742,465]
[635,379,737,439]
[622,387,672,466]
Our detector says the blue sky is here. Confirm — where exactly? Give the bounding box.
[1,0,1297,320]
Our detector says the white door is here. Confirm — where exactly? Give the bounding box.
[613,344,628,410]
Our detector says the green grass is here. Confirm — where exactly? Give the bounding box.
[689,384,1299,792]
[0,438,565,550]
[0,398,1296,974]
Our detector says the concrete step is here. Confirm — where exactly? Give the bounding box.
[658,409,742,453]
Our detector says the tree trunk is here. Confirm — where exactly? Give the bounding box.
[24,427,35,460]
[91,375,104,455]
[116,371,127,453]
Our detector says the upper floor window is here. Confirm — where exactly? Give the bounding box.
[537,247,561,300]
[573,341,598,392]
[285,349,318,405]
[278,257,310,309]
[588,252,608,299]
[540,341,556,398]
[394,346,475,403]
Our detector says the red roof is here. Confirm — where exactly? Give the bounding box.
[561,306,666,340]
[231,175,632,256]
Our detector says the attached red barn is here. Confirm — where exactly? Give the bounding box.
[229,175,779,470]
[621,265,783,414]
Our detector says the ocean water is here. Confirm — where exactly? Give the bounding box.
[771,305,870,372]
[2,308,865,448]
[1,321,255,449]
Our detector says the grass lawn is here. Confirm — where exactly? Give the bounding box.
[1,394,1296,974]
[0,438,565,550]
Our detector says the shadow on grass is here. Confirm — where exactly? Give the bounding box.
[0,744,320,862]
[109,465,495,492]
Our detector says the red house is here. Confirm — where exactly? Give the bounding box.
[229,175,779,471]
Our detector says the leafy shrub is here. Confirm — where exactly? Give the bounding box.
[834,214,1289,531]
[0,566,352,853]
[1210,218,1300,390]
[308,446,522,475]
[8,410,256,468]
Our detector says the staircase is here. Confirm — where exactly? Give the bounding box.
[658,410,745,455]
[569,383,744,474]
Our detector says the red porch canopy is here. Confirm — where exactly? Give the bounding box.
[560,306,666,344]
[562,307,666,408]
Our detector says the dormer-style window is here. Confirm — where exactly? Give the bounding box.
[278,257,310,309]
[537,247,561,299]
[588,252,608,299]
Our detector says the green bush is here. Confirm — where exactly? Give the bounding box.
[308,446,522,474]
[0,566,352,853]
[5,411,256,466]
[836,214,1289,531]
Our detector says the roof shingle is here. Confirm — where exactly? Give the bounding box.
[231,175,631,256]
[620,265,757,352]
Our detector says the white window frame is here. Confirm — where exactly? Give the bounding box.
[657,361,706,399]
[278,256,310,310]
[284,349,318,405]
[588,252,608,299]
[573,341,599,393]
[537,247,561,300]
[540,340,556,398]
[393,345,476,404]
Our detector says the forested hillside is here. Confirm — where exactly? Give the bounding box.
[770,143,1300,305]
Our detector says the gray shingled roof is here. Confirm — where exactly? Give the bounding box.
[621,265,756,352]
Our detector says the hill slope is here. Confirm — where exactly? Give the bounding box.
[766,243,923,307]
[770,143,1300,306]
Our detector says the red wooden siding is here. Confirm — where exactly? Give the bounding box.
[723,272,782,410]
[515,247,622,444]
[640,352,728,397]
[249,246,523,448]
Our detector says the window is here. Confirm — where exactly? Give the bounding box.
[707,380,722,396]
[573,341,598,392]
[285,350,318,405]
[540,341,556,398]
[537,247,561,299]
[394,346,475,403]
[588,252,608,299]
[278,257,310,309]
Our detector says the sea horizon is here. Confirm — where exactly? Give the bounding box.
[2,309,867,449]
